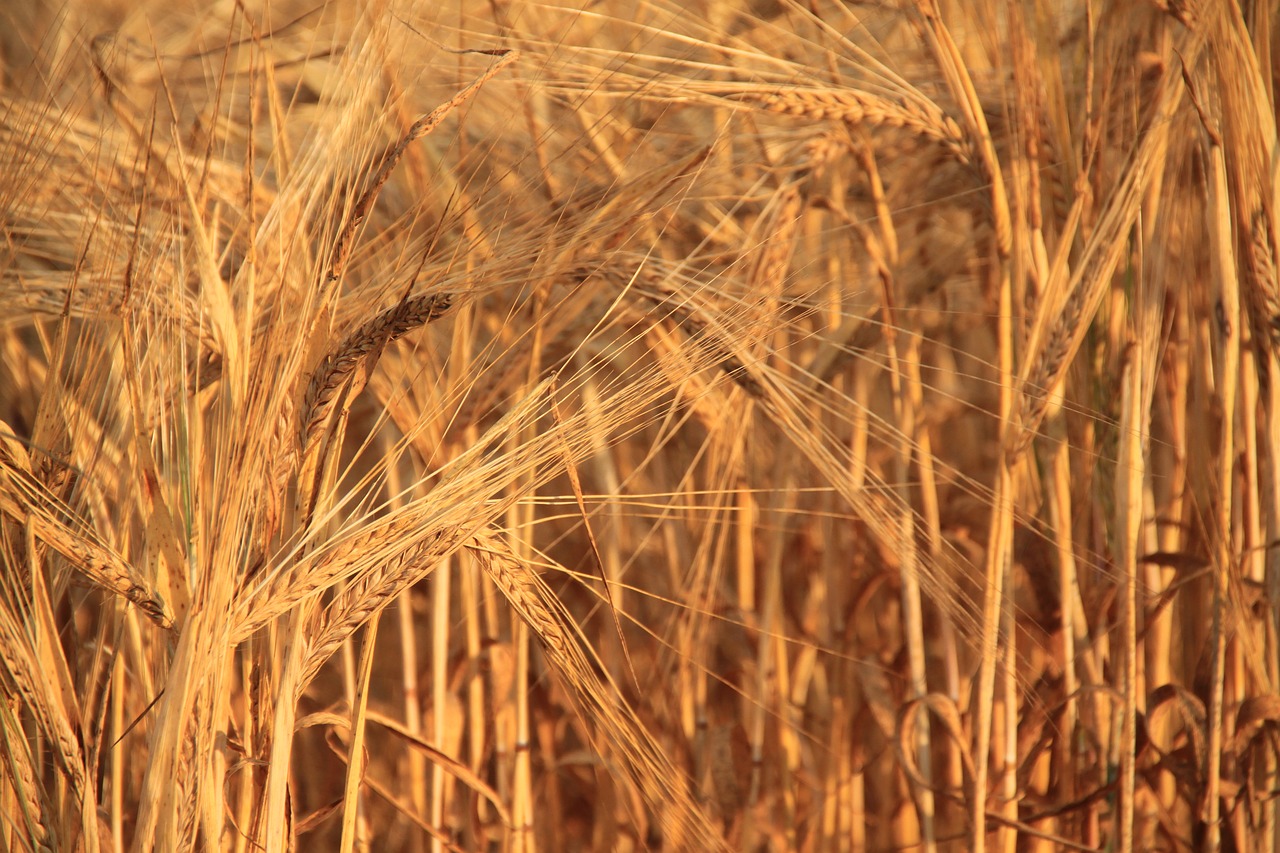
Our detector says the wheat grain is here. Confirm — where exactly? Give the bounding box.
[733,89,971,164]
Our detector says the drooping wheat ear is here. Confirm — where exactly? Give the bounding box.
[245,375,559,647]
[325,50,519,286]
[1244,206,1280,349]
[298,292,456,452]
[466,533,728,852]
[0,429,174,629]
[295,292,455,518]
[467,535,569,657]
[0,611,88,804]
[298,527,464,689]
[1016,278,1086,449]
[1037,108,1073,242]
[237,510,443,647]
[0,695,50,846]
[1016,25,1207,452]
[731,89,970,163]
[172,715,199,850]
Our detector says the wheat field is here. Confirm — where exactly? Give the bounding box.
[1,0,1278,850]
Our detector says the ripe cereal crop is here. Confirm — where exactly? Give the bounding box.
[1,1,1278,850]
